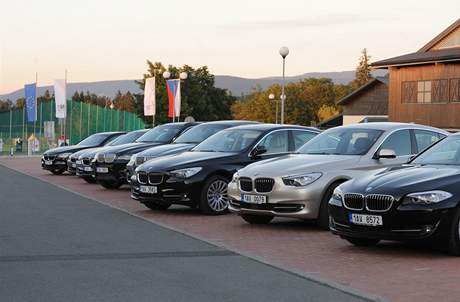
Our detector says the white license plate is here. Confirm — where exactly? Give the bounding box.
[45,160,53,165]
[349,213,383,226]
[84,167,93,172]
[76,160,82,165]
[71,163,76,168]
[96,167,109,173]
[241,194,267,204]
[139,185,157,194]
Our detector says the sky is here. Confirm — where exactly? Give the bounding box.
[0,0,459,94]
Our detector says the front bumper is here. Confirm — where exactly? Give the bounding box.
[94,161,129,183]
[67,159,77,174]
[130,174,202,205]
[41,157,68,171]
[227,178,324,219]
[76,162,95,177]
[329,202,455,241]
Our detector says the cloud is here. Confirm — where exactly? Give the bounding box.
[218,14,395,31]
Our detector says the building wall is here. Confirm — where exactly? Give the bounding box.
[388,63,460,129]
[342,81,388,116]
[343,115,387,125]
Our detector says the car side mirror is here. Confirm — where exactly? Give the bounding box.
[375,149,397,159]
[250,145,267,158]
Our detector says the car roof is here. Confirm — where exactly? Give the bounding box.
[226,123,321,132]
[196,120,258,126]
[160,122,201,127]
[336,122,449,134]
[130,129,149,133]
[97,131,126,135]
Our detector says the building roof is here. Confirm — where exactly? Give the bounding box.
[419,18,460,52]
[371,47,460,68]
[371,18,460,69]
[336,76,387,105]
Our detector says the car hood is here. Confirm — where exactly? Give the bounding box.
[98,142,161,155]
[239,154,360,177]
[343,165,460,199]
[137,143,195,158]
[78,146,113,158]
[44,145,91,155]
[139,151,235,172]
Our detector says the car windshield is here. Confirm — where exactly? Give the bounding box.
[107,131,146,146]
[136,124,183,143]
[412,136,459,165]
[77,133,109,146]
[193,129,262,152]
[174,124,228,144]
[298,128,383,155]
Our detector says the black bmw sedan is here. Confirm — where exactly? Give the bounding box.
[131,124,320,215]
[125,120,257,182]
[73,129,149,183]
[329,133,460,255]
[94,122,198,189]
[41,131,125,175]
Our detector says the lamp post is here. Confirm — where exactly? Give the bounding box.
[163,71,188,122]
[279,46,289,124]
[268,93,278,124]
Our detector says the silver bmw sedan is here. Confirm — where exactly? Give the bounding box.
[228,122,449,228]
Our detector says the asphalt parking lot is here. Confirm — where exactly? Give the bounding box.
[2,157,460,302]
[0,161,369,302]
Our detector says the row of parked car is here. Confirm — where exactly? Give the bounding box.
[41,120,460,255]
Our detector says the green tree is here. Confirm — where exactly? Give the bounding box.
[136,61,235,125]
[351,48,372,89]
[113,91,136,112]
[232,78,347,125]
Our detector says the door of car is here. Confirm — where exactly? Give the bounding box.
[251,129,291,160]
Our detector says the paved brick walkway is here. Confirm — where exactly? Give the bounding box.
[2,157,459,302]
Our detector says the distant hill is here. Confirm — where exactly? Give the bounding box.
[1,70,386,102]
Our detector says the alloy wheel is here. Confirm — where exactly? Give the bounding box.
[206,180,229,212]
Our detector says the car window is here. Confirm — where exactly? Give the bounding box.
[78,133,111,146]
[298,128,382,155]
[380,130,412,156]
[292,130,317,150]
[414,130,445,152]
[413,136,460,165]
[257,130,289,154]
[193,129,262,152]
[137,124,184,143]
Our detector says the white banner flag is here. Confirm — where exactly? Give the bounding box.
[144,77,155,116]
[54,79,67,118]
[174,80,181,117]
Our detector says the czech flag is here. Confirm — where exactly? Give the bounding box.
[166,79,181,118]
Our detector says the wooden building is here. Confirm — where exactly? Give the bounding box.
[336,76,388,125]
[371,18,460,130]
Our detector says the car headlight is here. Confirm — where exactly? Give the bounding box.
[232,172,240,183]
[57,152,72,159]
[104,153,116,163]
[117,154,132,161]
[402,190,452,205]
[170,167,202,179]
[282,172,322,187]
[329,186,343,207]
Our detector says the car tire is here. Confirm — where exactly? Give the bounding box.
[99,180,122,189]
[344,237,380,247]
[447,207,460,256]
[143,201,171,211]
[241,214,274,225]
[82,176,96,184]
[318,182,342,230]
[199,175,230,215]
[51,169,65,175]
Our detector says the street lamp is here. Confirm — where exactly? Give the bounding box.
[268,93,278,124]
[279,46,289,124]
[162,71,188,122]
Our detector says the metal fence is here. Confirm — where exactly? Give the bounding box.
[0,99,145,154]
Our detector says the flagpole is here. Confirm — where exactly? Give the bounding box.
[64,69,67,143]
[34,72,37,137]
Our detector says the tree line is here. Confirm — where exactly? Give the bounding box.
[0,48,373,126]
